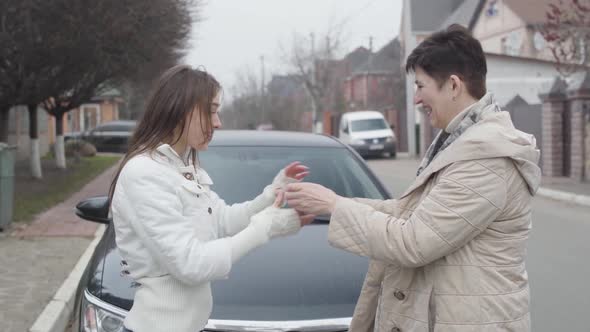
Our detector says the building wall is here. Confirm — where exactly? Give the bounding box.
[46,100,121,144]
[6,98,122,160]
[486,53,561,105]
[347,75,394,107]
[351,77,368,109]
[474,0,554,61]
[474,0,523,44]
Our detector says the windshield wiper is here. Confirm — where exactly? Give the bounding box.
[312,215,331,224]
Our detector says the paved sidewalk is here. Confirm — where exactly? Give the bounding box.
[539,176,590,197]
[0,165,118,332]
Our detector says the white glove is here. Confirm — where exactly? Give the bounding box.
[270,168,300,192]
[260,168,302,203]
[247,163,308,215]
[229,205,302,263]
[250,205,301,240]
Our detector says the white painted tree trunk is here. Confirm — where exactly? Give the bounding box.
[30,138,43,179]
[55,135,66,169]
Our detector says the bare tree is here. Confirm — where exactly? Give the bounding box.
[40,0,198,168]
[0,0,85,176]
[542,0,590,76]
[1,0,198,173]
[223,66,310,131]
[223,67,265,129]
[281,29,344,132]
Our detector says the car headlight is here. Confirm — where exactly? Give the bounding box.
[385,136,394,143]
[81,291,126,332]
[350,139,365,145]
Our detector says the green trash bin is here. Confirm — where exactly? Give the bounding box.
[0,144,16,231]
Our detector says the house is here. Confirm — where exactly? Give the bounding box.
[315,47,371,119]
[6,88,124,160]
[344,39,407,151]
[58,88,123,141]
[288,47,372,133]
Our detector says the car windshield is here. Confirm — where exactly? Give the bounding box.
[198,146,386,321]
[201,146,384,204]
[350,118,388,132]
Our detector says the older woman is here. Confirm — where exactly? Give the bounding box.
[286,24,540,332]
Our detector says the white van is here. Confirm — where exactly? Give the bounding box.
[338,110,396,158]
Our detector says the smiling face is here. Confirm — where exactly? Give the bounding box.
[413,67,457,129]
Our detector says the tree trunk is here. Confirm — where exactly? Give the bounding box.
[28,104,43,179]
[0,107,10,143]
[54,112,66,169]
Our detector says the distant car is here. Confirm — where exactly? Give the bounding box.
[82,120,137,153]
[338,110,396,158]
[73,130,391,332]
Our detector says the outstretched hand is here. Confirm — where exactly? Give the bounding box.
[283,161,310,181]
[285,182,340,216]
[275,191,315,226]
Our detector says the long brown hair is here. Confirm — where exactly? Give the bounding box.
[109,65,221,203]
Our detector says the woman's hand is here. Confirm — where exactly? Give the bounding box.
[285,182,341,216]
[271,162,310,192]
[250,191,315,240]
[284,161,310,181]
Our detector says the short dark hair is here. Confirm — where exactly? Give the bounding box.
[406,24,487,99]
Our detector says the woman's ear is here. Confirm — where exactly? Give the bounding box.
[449,75,462,100]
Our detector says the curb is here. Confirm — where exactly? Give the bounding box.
[29,225,106,332]
[537,187,590,208]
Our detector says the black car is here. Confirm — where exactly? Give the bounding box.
[82,120,137,153]
[74,130,391,332]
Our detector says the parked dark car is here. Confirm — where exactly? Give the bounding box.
[75,120,137,153]
[74,130,391,332]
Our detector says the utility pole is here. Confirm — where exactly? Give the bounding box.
[260,55,265,121]
[403,0,417,157]
[309,32,318,133]
[366,36,373,109]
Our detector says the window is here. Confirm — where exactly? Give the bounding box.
[350,118,388,132]
[485,0,499,17]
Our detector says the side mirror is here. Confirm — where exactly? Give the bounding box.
[76,196,111,224]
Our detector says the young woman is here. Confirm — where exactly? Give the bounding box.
[109,65,314,332]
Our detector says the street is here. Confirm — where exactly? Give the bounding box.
[366,158,590,332]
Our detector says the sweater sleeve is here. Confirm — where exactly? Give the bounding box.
[209,186,274,238]
[118,161,233,285]
[328,159,508,267]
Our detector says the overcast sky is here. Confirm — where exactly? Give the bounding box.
[185,0,403,97]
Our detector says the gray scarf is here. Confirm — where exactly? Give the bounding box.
[416,93,502,176]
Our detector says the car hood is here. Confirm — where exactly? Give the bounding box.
[90,223,369,321]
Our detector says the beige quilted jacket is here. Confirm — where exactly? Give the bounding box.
[329,111,541,332]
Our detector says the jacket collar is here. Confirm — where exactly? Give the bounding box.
[154,144,214,185]
[400,111,540,199]
[156,144,189,166]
